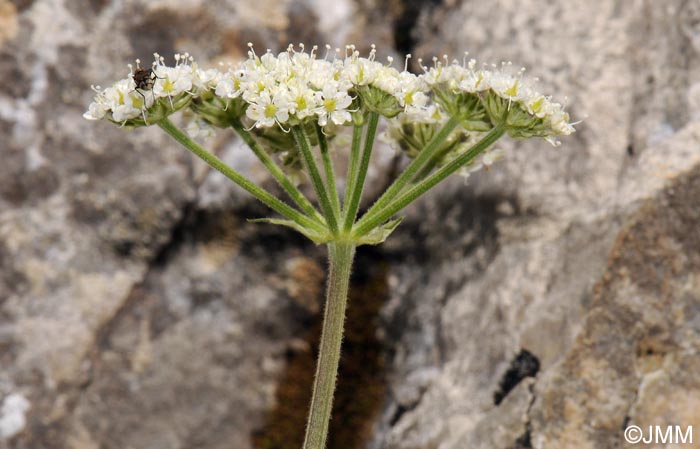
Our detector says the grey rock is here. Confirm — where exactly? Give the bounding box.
[0,1,330,448]
[371,1,700,449]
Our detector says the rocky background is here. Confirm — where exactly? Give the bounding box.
[1,0,699,448]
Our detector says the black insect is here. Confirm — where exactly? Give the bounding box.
[132,67,157,92]
[129,60,162,122]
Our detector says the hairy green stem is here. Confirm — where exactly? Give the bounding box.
[316,124,342,221]
[411,138,462,185]
[343,112,379,232]
[158,118,325,234]
[359,116,460,221]
[231,119,325,226]
[354,125,505,236]
[342,123,364,214]
[293,126,340,235]
[303,241,355,449]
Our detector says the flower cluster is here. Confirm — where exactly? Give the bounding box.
[85,44,573,138]
[422,57,574,142]
[83,53,214,124]
[84,44,576,177]
[209,44,434,129]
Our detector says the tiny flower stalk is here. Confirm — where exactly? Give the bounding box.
[230,118,326,225]
[85,44,576,449]
[343,111,380,232]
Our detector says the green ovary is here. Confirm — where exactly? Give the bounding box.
[163,78,174,92]
[324,98,337,113]
[505,80,518,97]
[265,103,278,118]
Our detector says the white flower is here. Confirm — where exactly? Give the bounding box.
[85,43,575,144]
[372,65,401,96]
[91,77,153,122]
[486,69,526,101]
[458,69,490,93]
[83,96,109,120]
[194,67,223,91]
[246,88,293,128]
[287,79,319,119]
[302,55,344,91]
[403,103,442,123]
[343,55,382,86]
[315,85,353,126]
[115,79,145,120]
[396,73,426,104]
[153,64,194,99]
[84,53,197,124]
[215,69,245,98]
[421,56,575,140]
[185,118,215,139]
[241,73,278,102]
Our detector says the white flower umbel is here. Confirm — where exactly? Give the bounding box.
[423,57,575,143]
[246,87,293,128]
[193,67,223,91]
[83,77,153,122]
[315,84,353,126]
[85,43,578,449]
[288,78,320,119]
[152,53,196,107]
[84,53,197,126]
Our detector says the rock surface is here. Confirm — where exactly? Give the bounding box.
[1,1,699,449]
[370,1,700,449]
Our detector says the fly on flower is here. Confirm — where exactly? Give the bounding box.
[129,60,161,122]
[84,54,197,127]
[132,66,157,93]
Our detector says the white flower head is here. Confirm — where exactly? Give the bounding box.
[215,68,247,99]
[246,88,293,128]
[85,43,575,147]
[315,84,353,126]
[84,53,198,125]
[153,63,194,100]
[84,77,154,123]
[372,65,401,96]
[185,118,215,139]
[194,67,223,91]
[287,78,319,119]
[343,47,382,86]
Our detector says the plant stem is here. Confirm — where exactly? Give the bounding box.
[231,119,325,226]
[342,123,364,214]
[343,112,379,232]
[293,126,340,235]
[157,118,325,234]
[410,139,462,185]
[354,125,505,236]
[303,241,355,449]
[359,116,460,222]
[316,124,342,220]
